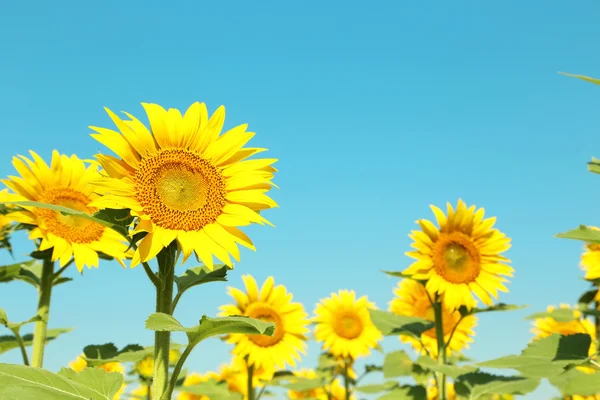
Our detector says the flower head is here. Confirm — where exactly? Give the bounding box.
[89,102,278,268]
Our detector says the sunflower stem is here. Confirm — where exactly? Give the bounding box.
[343,359,351,400]
[247,362,255,400]
[30,258,54,368]
[433,299,447,400]
[11,328,29,366]
[164,343,194,399]
[153,245,177,400]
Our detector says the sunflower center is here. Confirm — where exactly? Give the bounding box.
[432,232,481,284]
[333,311,363,340]
[245,303,284,347]
[135,148,227,231]
[37,188,104,244]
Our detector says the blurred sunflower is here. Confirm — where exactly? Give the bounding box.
[288,369,326,399]
[1,151,129,271]
[217,356,274,399]
[131,384,151,400]
[135,349,180,378]
[313,290,382,359]
[580,228,600,298]
[389,279,477,358]
[0,189,15,244]
[565,395,600,400]
[531,304,597,373]
[219,275,310,370]
[177,371,221,400]
[68,354,126,399]
[89,102,278,268]
[427,379,456,400]
[402,199,513,310]
[326,379,355,400]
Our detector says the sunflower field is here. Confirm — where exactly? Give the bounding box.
[0,73,600,400]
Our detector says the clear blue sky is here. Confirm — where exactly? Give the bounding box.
[1,1,599,398]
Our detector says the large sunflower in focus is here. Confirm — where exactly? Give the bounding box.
[219,275,310,370]
[402,199,513,310]
[389,279,477,358]
[531,304,597,373]
[89,102,278,268]
[2,151,129,271]
[313,290,382,360]
[177,371,220,400]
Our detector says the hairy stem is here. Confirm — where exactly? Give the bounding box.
[247,362,255,400]
[153,246,176,400]
[343,360,351,400]
[164,344,194,399]
[30,258,54,368]
[434,299,447,400]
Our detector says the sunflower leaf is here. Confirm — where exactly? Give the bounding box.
[555,225,600,244]
[476,333,591,378]
[382,350,414,378]
[453,372,540,399]
[368,309,434,338]
[0,328,71,355]
[560,72,600,85]
[415,356,478,378]
[578,290,597,307]
[459,303,526,317]
[175,264,231,294]
[281,378,324,391]
[381,270,427,283]
[549,367,600,396]
[178,379,242,399]
[524,308,578,323]
[0,201,131,240]
[375,384,427,400]
[0,259,42,287]
[0,363,123,399]
[588,157,600,175]
[83,343,149,366]
[356,381,398,394]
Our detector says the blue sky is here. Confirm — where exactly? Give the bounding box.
[1,1,600,398]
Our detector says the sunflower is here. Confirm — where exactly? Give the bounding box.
[135,349,179,379]
[531,304,597,373]
[580,229,600,299]
[217,356,274,399]
[288,369,327,399]
[131,384,151,400]
[565,395,600,400]
[313,290,382,360]
[427,379,456,400]
[68,354,126,399]
[1,151,130,271]
[0,189,16,244]
[88,102,278,268]
[219,275,310,370]
[389,279,477,358]
[177,371,221,400]
[327,379,355,400]
[402,199,513,310]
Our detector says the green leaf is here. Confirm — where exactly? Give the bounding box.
[0,328,71,355]
[368,309,434,339]
[175,264,230,293]
[524,308,578,323]
[382,350,414,378]
[376,385,427,400]
[0,363,123,399]
[578,290,597,307]
[454,372,540,400]
[83,343,150,365]
[0,259,42,286]
[555,225,600,244]
[145,313,275,345]
[381,270,426,283]
[549,368,600,396]
[178,380,242,399]
[460,303,526,317]
[356,381,398,394]
[0,201,131,239]
[560,72,600,85]
[476,333,591,378]
[415,355,478,378]
[587,157,600,175]
[281,378,324,392]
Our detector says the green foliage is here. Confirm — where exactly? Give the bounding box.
[145,313,275,346]
[369,309,434,338]
[459,303,526,317]
[175,379,242,399]
[416,355,477,379]
[524,308,579,323]
[476,333,592,378]
[381,270,427,283]
[175,265,230,293]
[454,372,540,399]
[555,225,600,244]
[382,350,414,378]
[281,378,324,392]
[0,328,71,355]
[376,385,427,400]
[355,381,398,394]
[0,363,123,399]
[82,343,156,366]
[587,157,600,175]
[560,72,600,86]
[549,368,600,396]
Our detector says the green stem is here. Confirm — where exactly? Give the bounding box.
[51,258,74,281]
[343,360,350,400]
[594,297,600,344]
[247,362,255,400]
[433,299,447,400]
[164,344,194,399]
[30,258,54,368]
[255,384,267,400]
[153,247,176,400]
[11,329,29,366]
[146,383,151,400]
